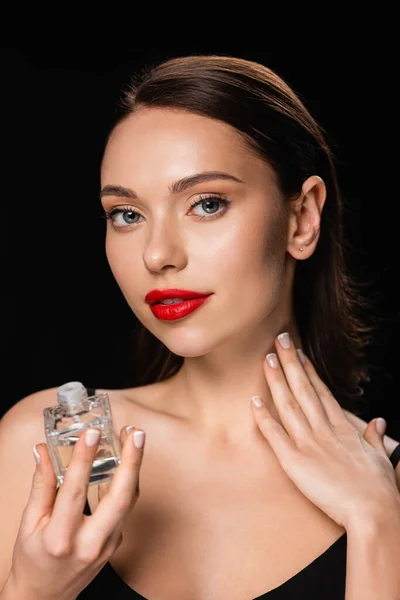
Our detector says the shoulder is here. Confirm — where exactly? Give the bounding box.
[96,377,178,418]
[93,381,176,436]
[0,381,166,443]
[0,386,60,444]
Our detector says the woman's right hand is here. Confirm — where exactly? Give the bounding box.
[1,425,145,600]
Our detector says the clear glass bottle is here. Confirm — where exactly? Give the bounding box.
[44,381,121,487]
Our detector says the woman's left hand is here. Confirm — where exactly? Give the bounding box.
[251,332,400,530]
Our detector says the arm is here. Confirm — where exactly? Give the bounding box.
[345,498,400,600]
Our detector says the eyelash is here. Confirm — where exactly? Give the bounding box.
[101,194,231,230]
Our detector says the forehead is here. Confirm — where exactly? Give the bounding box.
[101,108,274,188]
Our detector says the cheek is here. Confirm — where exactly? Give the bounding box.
[213,215,288,330]
[104,206,288,318]
[216,214,287,288]
[105,236,137,292]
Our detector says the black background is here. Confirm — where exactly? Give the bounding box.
[4,44,400,440]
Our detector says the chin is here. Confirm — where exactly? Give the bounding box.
[144,324,220,358]
[162,334,214,358]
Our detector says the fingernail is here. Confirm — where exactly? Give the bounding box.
[33,444,41,464]
[266,353,279,369]
[133,430,145,449]
[277,332,291,349]
[376,418,386,436]
[297,348,306,364]
[85,429,101,447]
[252,396,263,408]
[126,425,136,434]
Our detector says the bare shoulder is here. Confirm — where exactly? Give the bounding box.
[0,386,61,489]
[95,378,179,430]
[343,409,400,457]
[0,379,170,444]
[0,386,60,443]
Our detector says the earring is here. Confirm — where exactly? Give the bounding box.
[299,246,304,252]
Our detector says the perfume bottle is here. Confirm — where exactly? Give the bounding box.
[44,381,121,487]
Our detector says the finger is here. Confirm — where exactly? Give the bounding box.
[21,443,58,531]
[119,424,137,449]
[262,349,313,444]
[299,353,348,427]
[274,333,331,431]
[251,397,297,473]
[100,527,124,561]
[97,480,112,504]
[363,418,388,457]
[97,426,134,504]
[47,428,102,541]
[78,428,145,550]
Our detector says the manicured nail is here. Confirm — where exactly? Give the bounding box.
[85,428,101,447]
[126,425,136,434]
[252,396,263,408]
[277,332,291,349]
[266,353,279,369]
[33,444,41,464]
[133,430,145,449]
[297,348,306,364]
[376,418,386,436]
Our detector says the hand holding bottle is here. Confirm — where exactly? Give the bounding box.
[1,425,145,600]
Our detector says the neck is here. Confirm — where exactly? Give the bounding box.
[164,320,302,446]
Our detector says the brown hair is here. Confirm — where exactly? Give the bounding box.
[107,54,373,415]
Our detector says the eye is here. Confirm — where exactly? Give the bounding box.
[102,194,231,230]
[102,206,143,228]
[188,195,231,220]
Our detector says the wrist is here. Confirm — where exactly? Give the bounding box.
[1,573,42,600]
[345,495,400,537]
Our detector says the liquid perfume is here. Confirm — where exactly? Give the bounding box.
[44,381,121,486]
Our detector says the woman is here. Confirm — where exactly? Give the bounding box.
[1,55,399,599]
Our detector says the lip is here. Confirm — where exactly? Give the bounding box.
[145,288,212,305]
[149,295,212,321]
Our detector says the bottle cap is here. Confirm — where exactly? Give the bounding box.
[57,381,88,407]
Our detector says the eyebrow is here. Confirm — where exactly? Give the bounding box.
[100,171,244,200]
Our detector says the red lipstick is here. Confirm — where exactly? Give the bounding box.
[145,288,212,321]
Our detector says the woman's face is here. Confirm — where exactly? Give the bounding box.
[100,108,292,357]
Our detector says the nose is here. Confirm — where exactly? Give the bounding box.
[142,219,188,274]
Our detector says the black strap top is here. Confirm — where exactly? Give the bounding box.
[77,387,400,599]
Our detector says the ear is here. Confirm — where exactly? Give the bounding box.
[286,175,327,260]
